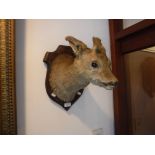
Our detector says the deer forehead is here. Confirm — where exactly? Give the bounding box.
[80,49,109,64]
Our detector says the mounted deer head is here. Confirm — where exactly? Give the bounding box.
[44,36,118,110]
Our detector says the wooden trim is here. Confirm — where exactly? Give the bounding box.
[0,20,17,134]
[109,19,155,134]
[109,20,130,134]
[116,20,155,40]
[121,25,155,54]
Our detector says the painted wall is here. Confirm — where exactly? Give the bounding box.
[16,19,114,134]
[123,19,143,29]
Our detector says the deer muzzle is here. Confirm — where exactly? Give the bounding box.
[102,80,118,90]
[103,81,118,87]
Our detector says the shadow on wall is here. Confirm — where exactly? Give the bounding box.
[68,87,111,134]
[44,82,111,134]
[16,19,26,134]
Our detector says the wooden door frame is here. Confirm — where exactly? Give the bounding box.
[109,19,155,134]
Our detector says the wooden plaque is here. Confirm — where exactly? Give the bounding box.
[43,45,84,111]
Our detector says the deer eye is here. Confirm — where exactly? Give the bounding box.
[91,61,98,68]
[96,48,100,53]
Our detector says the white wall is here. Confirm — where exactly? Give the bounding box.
[16,19,114,135]
[123,19,143,29]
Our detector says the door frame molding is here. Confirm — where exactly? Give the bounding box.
[109,19,155,134]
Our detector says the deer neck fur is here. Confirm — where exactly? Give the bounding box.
[69,59,90,90]
[51,57,90,102]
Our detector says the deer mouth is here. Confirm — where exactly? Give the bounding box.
[102,81,118,90]
[91,79,118,89]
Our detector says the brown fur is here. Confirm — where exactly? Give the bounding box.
[49,36,118,102]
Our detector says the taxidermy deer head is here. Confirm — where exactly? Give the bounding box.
[44,36,118,110]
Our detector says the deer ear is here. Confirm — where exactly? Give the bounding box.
[65,36,87,56]
[93,37,105,53]
[93,37,102,47]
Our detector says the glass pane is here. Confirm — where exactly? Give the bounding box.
[124,47,155,134]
